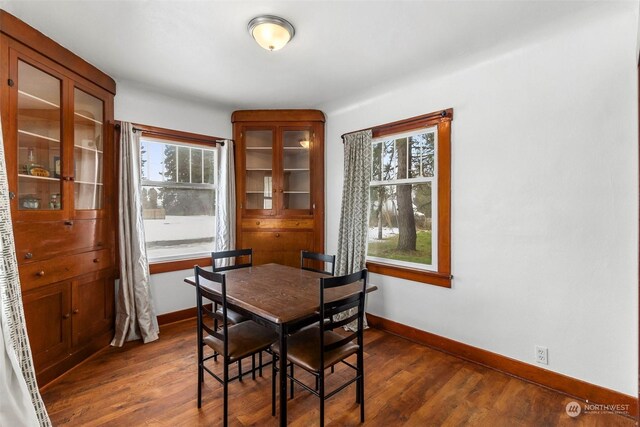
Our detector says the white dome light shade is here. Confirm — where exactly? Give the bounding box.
[248,16,295,51]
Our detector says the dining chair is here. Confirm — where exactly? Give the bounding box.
[211,249,252,324]
[195,265,277,426]
[271,269,368,426]
[300,250,336,276]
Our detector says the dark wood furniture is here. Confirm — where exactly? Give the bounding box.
[194,266,277,427]
[0,10,117,386]
[184,263,376,426]
[232,110,325,268]
[271,269,367,426]
[300,250,336,276]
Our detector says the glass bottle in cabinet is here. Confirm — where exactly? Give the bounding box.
[73,88,104,210]
[16,60,62,211]
[244,129,274,211]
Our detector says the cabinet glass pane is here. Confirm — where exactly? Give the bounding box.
[245,130,273,210]
[17,60,62,211]
[282,130,310,210]
[74,88,104,210]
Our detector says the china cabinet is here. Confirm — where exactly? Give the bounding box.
[232,110,325,267]
[0,10,117,385]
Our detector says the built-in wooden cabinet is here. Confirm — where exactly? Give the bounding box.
[233,110,325,267]
[0,10,117,386]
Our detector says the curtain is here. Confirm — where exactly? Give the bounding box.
[112,122,159,347]
[213,140,236,269]
[335,130,372,329]
[0,117,51,425]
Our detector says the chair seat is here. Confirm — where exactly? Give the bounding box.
[204,321,277,362]
[271,326,359,372]
[216,307,248,325]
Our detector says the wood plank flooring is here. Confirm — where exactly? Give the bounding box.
[41,320,635,426]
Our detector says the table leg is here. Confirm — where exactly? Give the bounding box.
[279,326,287,427]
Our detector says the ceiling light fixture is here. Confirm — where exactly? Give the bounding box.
[248,15,295,51]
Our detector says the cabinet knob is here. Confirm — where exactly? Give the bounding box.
[279,189,283,193]
[275,233,280,238]
[256,221,260,225]
[64,221,73,226]
[36,270,45,277]
[25,252,33,259]
[93,258,99,263]
[73,309,79,314]
[8,191,15,200]
[62,313,70,319]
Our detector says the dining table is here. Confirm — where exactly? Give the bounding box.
[184,263,376,426]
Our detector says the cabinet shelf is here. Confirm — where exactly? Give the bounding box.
[246,147,273,150]
[284,168,310,171]
[74,144,103,154]
[246,168,273,171]
[283,147,309,150]
[18,89,60,109]
[74,112,103,126]
[18,129,60,143]
[74,180,103,186]
[18,173,58,182]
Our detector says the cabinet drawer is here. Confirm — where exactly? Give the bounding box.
[77,249,111,275]
[14,219,108,264]
[20,256,82,291]
[19,249,111,291]
[241,218,314,230]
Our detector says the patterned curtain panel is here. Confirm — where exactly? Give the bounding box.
[213,140,236,268]
[335,130,372,329]
[336,130,372,274]
[111,122,159,347]
[0,118,51,425]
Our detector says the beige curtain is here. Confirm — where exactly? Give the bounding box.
[213,140,236,269]
[0,116,51,425]
[335,130,372,330]
[111,122,159,347]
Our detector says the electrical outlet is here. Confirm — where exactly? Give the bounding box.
[535,346,548,365]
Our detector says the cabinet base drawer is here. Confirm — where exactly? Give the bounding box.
[19,248,111,291]
[241,218,313,230]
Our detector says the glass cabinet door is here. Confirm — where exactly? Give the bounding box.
[244,129,274,212]
[73,88,104,210]
[282,128,311,211]
[16,60,62,212]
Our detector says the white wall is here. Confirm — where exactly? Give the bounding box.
[115,80,232,315]
[321,5,638,396]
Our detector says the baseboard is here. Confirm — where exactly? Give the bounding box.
[366,313,638,418]
[157,304,212,326]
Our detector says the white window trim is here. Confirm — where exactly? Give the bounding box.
[367,126,438,271]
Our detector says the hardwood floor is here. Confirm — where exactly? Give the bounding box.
[41,320,634,426]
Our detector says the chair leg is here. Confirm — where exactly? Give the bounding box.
[289,364,294,399]
[197,362,203,408]
[359,349,365,422]
[223,358,229,427]
[238,360,243,382]
[271,355,277,416]
[259,351,263,377]
[252,354,256,380]
[319,370,325,427]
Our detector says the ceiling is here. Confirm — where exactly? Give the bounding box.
[0,1,616,110]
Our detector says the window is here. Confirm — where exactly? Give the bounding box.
[364,109,452,287]
[368,128,438,270]
[140,135,217,264]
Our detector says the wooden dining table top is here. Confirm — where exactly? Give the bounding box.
[184,263,376,325]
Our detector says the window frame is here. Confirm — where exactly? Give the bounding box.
[132,124,224,274]
[362,109,453,288]
[368,126,439,271]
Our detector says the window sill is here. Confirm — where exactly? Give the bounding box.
[366,261,452,288]
[149,256,212,275]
